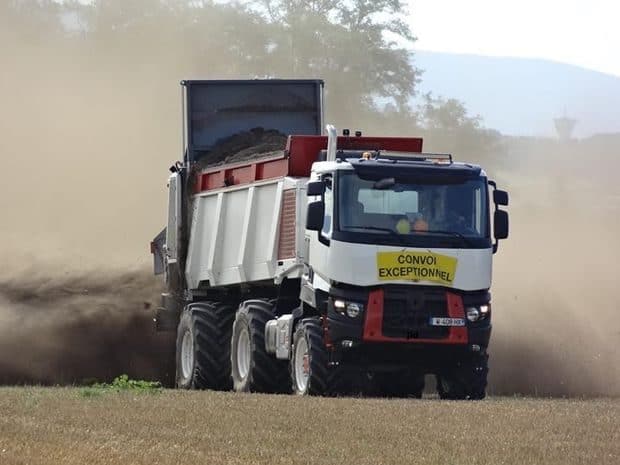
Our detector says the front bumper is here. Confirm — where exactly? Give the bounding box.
[326,284,492,354]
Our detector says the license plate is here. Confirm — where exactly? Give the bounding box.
[429,317,466,327]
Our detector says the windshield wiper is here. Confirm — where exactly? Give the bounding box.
[421,229,474,246]
[348,226,475,247]
[349,226,407,244]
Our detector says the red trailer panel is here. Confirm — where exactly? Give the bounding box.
[195,135,424,193]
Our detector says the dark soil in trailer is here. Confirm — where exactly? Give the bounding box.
[197,127,287,168]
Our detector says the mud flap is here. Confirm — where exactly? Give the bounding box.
[155,293,181,332]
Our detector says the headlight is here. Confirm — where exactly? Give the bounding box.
[466,304,491,322]
[333,299,364,318]
[466,307,481,322]
[345,302,363,318]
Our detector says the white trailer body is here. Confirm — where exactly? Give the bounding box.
[184,177,307,289]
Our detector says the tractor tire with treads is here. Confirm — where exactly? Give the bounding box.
[436,351,489,400]
[175,302,235,390]
[231,300,289,393]
[290,318,331,396]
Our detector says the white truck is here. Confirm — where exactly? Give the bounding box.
[151,79,509,398]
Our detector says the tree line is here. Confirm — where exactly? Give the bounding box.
[1,0,501,161]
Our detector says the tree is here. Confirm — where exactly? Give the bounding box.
[1,0,502,160]
[418,93,503,163]
[248,0,420,129]
[0,0,64,45]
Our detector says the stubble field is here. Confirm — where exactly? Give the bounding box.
[0,388,618,465]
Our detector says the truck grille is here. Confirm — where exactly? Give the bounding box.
[382,287,449,339]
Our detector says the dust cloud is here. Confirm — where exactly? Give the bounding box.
[0,8,181,385]
[0,267,175,386]
[486,139,620,397]
[1,8,619,396]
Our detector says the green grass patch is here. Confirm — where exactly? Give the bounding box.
[79,374,162,398]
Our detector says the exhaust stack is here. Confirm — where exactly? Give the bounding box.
[326,124,337,162]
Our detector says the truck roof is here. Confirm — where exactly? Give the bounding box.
[312,155,485,179]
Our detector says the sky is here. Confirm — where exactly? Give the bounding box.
[409,0,620,77]
[60,0,620,78]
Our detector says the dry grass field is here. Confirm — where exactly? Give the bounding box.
[0,388,618,465]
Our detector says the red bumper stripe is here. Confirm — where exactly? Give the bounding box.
[362,289,468,344]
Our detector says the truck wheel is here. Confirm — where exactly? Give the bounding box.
[175,302,235,390]
[231,300,289,393]
[436,352,488,400]
[290,318,329,396]
[375,370,425,399]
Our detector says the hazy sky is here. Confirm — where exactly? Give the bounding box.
[409,0,620,77]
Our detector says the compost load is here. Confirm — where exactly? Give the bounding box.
[198,127,288,168]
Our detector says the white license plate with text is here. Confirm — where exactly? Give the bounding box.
[429,317,466,327]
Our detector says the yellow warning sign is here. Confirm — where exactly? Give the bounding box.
[376,251,458,285]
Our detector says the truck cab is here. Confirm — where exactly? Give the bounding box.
[294,141,508,397]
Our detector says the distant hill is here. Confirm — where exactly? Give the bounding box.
[412,51,620,138]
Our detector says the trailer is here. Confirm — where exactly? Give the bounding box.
[152,79,509,398]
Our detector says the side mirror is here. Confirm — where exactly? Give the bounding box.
[494,190,509,206]
[307,181,325,196]
[494,210,509,240]
[306,201,325,231]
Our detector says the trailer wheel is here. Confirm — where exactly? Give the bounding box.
[436,352,488,400]
[175,302,235,390]
[290,318,330,396]
[231,300,289,393]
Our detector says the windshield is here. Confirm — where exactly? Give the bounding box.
[335,171,490,248]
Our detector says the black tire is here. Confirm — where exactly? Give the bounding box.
[231,300,289,393]
[290,318,330,396]
[175,302,235,390]
[436,352,489,400]
[325,366,356,397]
[375,370,425,399]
